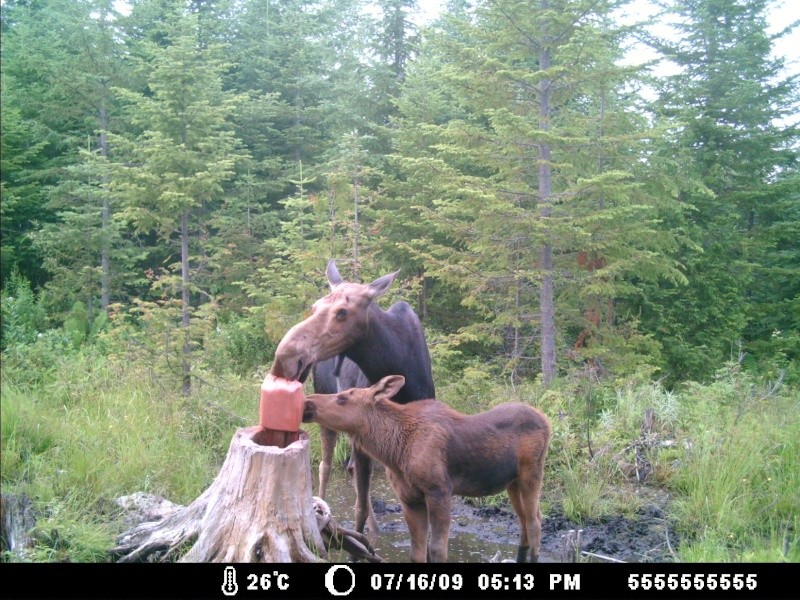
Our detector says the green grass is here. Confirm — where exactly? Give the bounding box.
[668,385,800,562]
[560,457,642,523]
[0,350,261,561]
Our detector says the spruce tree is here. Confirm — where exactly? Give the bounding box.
[0,0,127,300]
[111,7,247,394]
[639,0,799,381]
[391,0,683,382]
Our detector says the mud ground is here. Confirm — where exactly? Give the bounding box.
[324,470,678,563]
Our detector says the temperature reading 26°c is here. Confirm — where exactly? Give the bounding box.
[246,572,290,591]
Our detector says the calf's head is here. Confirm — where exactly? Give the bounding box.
[302,375,406,433]
[271,260,398,381]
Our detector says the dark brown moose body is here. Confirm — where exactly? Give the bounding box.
[303,376,551,563]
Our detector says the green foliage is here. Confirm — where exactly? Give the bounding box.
[1,0,132,306]
[0,352,252,562]
[561,457,633,524]
[0,86,55,289]
[3,340,798,562]
[0,331,76,387]
[0,271,48,349]
[665,365,800,561]
[435,360,496,415]
[742,171,800,385]
[391,0,686,381]
[63,301,107,349]
[598,383,680,440]
[210,312,276,377]
[637,0,800,384]
[111,14,247,235]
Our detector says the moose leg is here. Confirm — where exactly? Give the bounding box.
[507,480,529,563]
[425,490,452,562]
[318,426,337,498]
[350,448,379,535]
[519,456,546,562]
[400,500,429,563]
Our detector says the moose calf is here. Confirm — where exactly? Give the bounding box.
[303,375,551,563]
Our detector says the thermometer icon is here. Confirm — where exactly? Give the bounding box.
[221,565,238,596]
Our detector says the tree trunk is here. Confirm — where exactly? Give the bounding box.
[98,3,111,313]
[113,428,325,563]
[0,493,35,559]
[538,8,557,386]
[512,283,521,385]
[352,175,360,280]
[181,208,191,396]
[100,99,111,312]
[418,269,428,321]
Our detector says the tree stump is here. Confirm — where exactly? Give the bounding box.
[1,492,36,559]
[560,528,583,562]
[113,427,325,562]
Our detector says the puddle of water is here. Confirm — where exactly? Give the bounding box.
[319,467,523,563]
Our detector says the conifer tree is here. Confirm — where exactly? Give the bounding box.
[639,0,799,381]
[1,0,128,304]
[111,6,247,394]
[0,83,55,289]
[391,0,684,382]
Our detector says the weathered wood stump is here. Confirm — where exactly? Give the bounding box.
[1,492,36,559]
[560,528,584,562]
[113,427,325,562]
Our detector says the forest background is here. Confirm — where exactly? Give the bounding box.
[1,0,798,563]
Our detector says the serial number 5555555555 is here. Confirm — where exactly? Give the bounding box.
[629,573,757,592]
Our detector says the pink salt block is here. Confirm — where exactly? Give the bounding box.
[259,374,304,432]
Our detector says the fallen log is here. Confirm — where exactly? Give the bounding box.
[113,427,325,563]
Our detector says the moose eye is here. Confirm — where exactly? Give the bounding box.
[335,309,349,320]
[335,394,347,406]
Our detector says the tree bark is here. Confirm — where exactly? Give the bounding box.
[98,3,111,313]
[352,174,360,280]
[100,98,111,312]
[113,428,325,563]
[181,208,191,396]
[538,4,557,385]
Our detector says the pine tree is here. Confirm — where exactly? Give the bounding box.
[0,83,55,289]
[639,0,799,381]
[111,6,247,394]
[1,0,134,317]
[369,0,420,129]
[391,0,684,382]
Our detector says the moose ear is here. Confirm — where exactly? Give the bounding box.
[366,269,400,301]
[326,260,343,289]
[373,375,405,401]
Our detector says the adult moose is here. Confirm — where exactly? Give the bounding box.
[303,376,551,563]
[271,260,436,537]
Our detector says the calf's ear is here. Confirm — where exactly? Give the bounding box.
[373,375,405,401]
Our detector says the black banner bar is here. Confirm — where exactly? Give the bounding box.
[0,562,794,600]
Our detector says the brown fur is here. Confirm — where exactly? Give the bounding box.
[271,261,435,542]
[303,376,551,563]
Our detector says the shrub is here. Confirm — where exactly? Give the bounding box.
[1,270,47,350]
